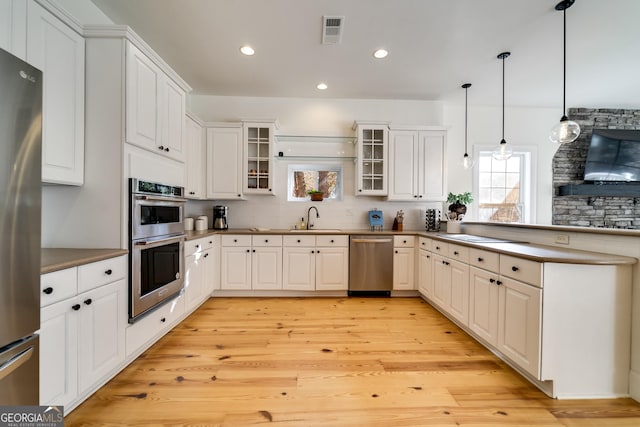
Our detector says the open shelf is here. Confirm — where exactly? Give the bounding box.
[275,135,356,144]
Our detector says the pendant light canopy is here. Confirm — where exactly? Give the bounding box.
[461,83,474,169]
[493,51,512,161]
[550,0,580,144]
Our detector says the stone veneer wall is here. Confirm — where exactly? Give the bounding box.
[552,108,640,229]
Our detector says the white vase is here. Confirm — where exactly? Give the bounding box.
[447,221,461,234]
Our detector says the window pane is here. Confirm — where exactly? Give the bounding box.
[478,156,492,172]
[506,156,521,172]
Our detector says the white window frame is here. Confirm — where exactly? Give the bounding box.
[287,163,343,202]
[472,145,537,224]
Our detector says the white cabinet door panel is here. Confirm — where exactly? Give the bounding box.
[252,248,282,290]
[283,248,315,291]
[315,247,348,291]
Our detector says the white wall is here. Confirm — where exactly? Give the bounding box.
[442,103,559,224]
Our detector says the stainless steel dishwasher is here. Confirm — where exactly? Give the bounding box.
[349,235,394,296]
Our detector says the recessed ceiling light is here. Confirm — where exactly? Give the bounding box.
[317,82,328,90]
[373,49,388,59]
[240,45,255,56]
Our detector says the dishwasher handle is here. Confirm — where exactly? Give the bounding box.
[351,238,393,244]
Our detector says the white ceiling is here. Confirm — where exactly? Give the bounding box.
[90,0,640,108]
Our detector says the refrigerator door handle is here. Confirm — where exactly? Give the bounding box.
[0,346,35,381]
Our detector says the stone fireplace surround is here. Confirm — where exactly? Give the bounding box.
[552,108,640,229]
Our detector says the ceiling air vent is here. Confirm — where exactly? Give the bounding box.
[322,16,344,44]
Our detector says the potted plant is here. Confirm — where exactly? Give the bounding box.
[308,190,324,201]
[447,192,473,220]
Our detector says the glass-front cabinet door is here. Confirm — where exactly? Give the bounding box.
[354,122,388,196]
[243,122,275,194]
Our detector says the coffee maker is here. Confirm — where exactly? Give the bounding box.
[213,205,228,230]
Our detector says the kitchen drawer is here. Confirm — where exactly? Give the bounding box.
[126,293,185,358]
[77,255,127,294]
[41,267,77,307]
[185,237,214,255]
[431,241,449,255]
[252,235,283,247]
[469,248,500,272]
[283,235,316,246]
[394,235,415,248]
[316,235,349,247]
[500,254,542,288]
[418,237,432,251]
[221,234,252,247]
[448,244,469,263]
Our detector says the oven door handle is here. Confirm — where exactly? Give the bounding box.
[134,195,187,203]
[134,235,185,246]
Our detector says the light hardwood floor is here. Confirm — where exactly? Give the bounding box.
[66,297,640,426]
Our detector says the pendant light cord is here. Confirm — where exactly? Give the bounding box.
[464,86,468,153]
[501,54,505,141]
[562,7,567,117]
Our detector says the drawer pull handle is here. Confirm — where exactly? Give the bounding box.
[512,266,519,272]
[489,278,495,283]
[435,246,440,250]
[454,251,459,255]
[395,250,398,254]
[196,244,200,248]
[105,269,113,275]
[496,280,503,286]
[330,239,334,243]
[297,239,301,243]
[161,317,166,323]
[403,240,407,244]
[234,239,238,243]
[246,249,250,253]
[265,239,269,243]
[72,304,81,311]
[317,250,320,254]
[84,298,92,305]
[252,249,255,253]
[477,257,483,262]
[43,287,53,295]
[311,250,315,254]
[426,255,430,258]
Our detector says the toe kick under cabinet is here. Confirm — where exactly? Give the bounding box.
[421,243,633,399]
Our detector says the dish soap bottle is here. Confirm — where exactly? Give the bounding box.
[299,217,306,230]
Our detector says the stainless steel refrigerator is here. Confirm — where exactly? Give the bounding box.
[0,47,42,405]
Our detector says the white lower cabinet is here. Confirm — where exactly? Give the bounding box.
[40,256,127,408]
[185,236,218,312]
[125,292,185,358]
[220,235,283,290]
[431,253,469,326]
[393,236,415,290]
[417,237,433,297]
[283,235,348,291]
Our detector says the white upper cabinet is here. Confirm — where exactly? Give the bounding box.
[388,127,447,201]
[0,0,27,60]
[126,42,186,163]
[243,121,275,195]
[185,115,205,199]
[206,125,244,200]
[27,0,85,185]
[354,122,388,196]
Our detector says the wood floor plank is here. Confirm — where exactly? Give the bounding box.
[64,297,640,427]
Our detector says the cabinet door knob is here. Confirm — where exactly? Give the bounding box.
[158,145,165,150]
[265,239,269,243]
[105,269,113,275]
[418,195,423,198]
[237,194,241,197]
[233,239,238,243]
[165,147,170,152]
[426,255,430,259]
[512,266,519,272]
[246,249,250,253]
[489,278,496,283]
[317,250,320,253]
[43,287,53,295]
[161,317,166,323]
[435,246,440,250]
[477,257,483,262]
[84,298,92,305]
[72,304,81,311]
[330,239,334,243]
[413,195,418,198]
[252,249,255,253]
[395,250,398,254]
[204,253,209,258]
[196,244,200,248]
[358,189,362,192]
[454,251,459,255]
[311,250,315,254]
[297,239,301,243]
[496,280,503,286]
[403,240,407,243]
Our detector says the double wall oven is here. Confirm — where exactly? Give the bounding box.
[129,178,186,322]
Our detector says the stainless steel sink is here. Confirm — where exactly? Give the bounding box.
[438,234,520,243]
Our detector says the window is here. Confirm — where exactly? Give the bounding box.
[473,147,535,223]
[287,164,343,201]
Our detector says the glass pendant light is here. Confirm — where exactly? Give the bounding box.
[550,0,580,144]
[493,52,512,161]
[461,83,474,169]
